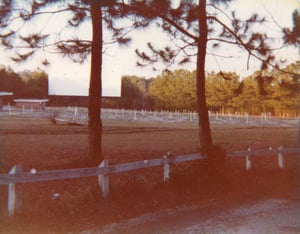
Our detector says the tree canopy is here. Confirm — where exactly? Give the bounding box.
[0,65,48,99]
[148,69,197,110]
[121,61,300,116]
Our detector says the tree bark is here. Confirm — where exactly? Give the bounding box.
[88,1,103,165]
[196,0,213,150]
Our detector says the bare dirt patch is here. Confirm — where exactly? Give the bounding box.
[0,116,299,233]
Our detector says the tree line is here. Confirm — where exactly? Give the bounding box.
[0,65,48,99]
[121,61,300,116]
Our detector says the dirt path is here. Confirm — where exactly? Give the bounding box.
[84,198,300,234]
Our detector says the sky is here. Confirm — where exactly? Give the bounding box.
[0,0,299,97]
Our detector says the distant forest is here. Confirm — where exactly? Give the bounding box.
[1,61,299,116]
[0,65,48,99]
[121,61,300,116]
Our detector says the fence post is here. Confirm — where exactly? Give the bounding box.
[98,160,109,199]
[245,113,249,125]
[298,119,300,147]
[163,157,170,182]
[163,152,173,181]
[277,146,285,169]
[8,103,11,115]
[246,147,252,171]
[8,164,22,216]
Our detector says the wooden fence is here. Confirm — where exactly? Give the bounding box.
[1,147,300,216]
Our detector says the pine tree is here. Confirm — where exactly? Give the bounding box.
[126,0,291,161]
[0,0,135,164]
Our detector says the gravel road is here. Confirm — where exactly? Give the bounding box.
[81,198,300,234]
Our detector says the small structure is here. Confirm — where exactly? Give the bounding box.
[0,92,13,110]
[14,99,48,110]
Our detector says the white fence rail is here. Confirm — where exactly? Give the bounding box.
[1,147,300,216]
[1,106,299,126]
[0,153,204,185]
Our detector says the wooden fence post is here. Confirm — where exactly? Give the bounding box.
[298,118,300,147]
[246,147,252,171]
[8,164,22,216]
[8,103,11,115]
[163,152,173,181]
[163,156,170,182]
[278,146,285,169]
[98,160,109,199]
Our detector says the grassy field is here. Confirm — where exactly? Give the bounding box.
[0,115,299,233]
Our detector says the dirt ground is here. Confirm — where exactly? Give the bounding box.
[90,198,300,233]
[0,115,299,233]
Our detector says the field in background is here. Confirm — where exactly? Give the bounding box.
[0,113,299,233]
[1,105,299,126]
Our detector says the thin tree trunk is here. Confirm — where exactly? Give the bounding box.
[196,0,213,150]
[88,1,103,165]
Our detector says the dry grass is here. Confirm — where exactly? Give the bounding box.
[0,116,299,233]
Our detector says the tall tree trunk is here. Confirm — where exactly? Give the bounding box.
[88,1,103,165]
[196,0,213,150]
